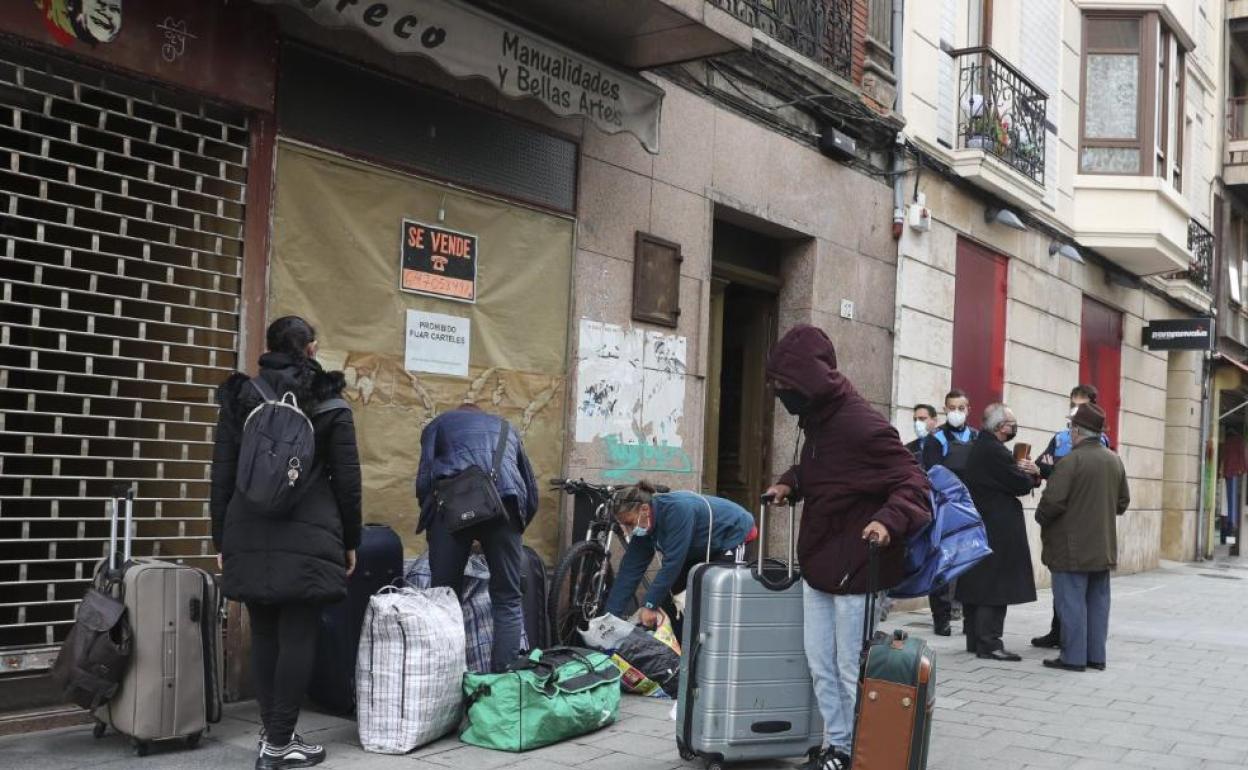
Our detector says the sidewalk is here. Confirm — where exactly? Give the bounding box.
[4,557,1247,770]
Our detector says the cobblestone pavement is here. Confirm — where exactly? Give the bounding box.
[5,557,1246,770]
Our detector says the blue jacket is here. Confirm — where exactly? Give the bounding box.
[605,492,753,615]
[415,406,539,532]
[1038,428,1111,479]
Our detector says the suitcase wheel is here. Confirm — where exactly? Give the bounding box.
[132,739,150,757]
[678,747,696,761]
[706,762,724,770]
[92,721,107,739]
[187,731,202,749]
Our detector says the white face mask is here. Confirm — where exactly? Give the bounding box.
[914,420,929,439]
[946,410,967,429]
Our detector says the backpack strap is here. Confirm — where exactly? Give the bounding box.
[489,421,510,481]
[249,376,277,402]
[310,397,350,416]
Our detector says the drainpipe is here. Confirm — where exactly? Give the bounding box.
[890,0,906,236]
[888,0,907,425]
[1195,351,1211,561]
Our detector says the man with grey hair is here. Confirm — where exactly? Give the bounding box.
[1036,403,1130,672]
[955,403,1040,660]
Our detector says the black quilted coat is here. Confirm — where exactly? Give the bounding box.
[210,353,363,605]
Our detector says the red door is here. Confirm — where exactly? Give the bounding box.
[952,238,1008,427]
[1080,297,1123,448]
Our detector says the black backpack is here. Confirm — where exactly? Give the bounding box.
[433,421,511,533]
[50,576,132,710]
[234,377,348,517]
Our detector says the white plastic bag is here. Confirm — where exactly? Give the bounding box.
[579,612,635,650]
[356,586,466,754]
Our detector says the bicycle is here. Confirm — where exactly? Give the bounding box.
[546,478,667,645]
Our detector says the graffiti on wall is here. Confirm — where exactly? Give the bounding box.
[574,319,690,479]
[601,436,693,481]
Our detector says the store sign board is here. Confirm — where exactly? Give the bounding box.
[1141,317,1214,351]
[255,0,664,153]
[405,309,470,376]
[400,219,478,303]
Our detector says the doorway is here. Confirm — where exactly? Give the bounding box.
[703,221,782,510]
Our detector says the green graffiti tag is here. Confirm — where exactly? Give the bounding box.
[601,436,694,482]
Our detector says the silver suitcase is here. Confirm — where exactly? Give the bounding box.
[676,498,822,769]
[92,488,223,756]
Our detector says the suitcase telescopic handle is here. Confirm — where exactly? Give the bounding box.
[753,494,798,590]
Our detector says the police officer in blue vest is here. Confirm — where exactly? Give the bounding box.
[920,388,978,635]
[1031,383,1111,649]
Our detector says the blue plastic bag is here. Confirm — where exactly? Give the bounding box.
[889,466,993,599]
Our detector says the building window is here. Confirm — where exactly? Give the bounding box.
[1080,12,1186,187]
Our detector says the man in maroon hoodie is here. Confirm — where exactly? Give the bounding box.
[765,325,931,770]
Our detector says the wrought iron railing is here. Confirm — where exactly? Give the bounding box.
[1172,219,1214,294]
[711,0,854,79]
[950,47,1048,185]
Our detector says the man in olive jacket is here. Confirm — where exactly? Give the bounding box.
[1035,403,1130,672]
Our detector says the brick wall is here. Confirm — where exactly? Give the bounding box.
[852,0,869,85]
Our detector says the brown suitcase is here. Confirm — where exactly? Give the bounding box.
[850,543,936,770]
[92,489,223,756]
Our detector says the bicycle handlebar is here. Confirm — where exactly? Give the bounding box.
[549,478,671,495]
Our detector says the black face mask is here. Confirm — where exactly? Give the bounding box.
[1003,428,1018,442]
[777,389,809,415]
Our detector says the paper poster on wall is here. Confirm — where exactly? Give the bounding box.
[401,219,479,302]
[574,320,686,447]
[405,309,471,376]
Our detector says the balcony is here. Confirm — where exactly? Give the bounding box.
[1157,220,1215,312]
[944,47,1048,211]
[1227,96,1248,186]
[710,0,854,79]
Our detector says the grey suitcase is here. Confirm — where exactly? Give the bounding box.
[676,497,822,769]
[92,488,223,756]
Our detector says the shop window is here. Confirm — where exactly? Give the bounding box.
[1080,297,1123,448]
[952,238,1008,427]
[1080,12,1186,187]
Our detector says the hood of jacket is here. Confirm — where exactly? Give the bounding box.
[765,325,855,418]
[216,352,346,421]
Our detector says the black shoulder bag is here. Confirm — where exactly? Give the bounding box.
[434,421,511,533]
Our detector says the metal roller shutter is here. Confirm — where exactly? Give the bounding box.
[0,42,249,672]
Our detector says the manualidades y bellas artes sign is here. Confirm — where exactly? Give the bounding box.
[400,219,478,303]
[254,0,665,153]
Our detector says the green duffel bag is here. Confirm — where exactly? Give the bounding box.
[460,646,622,752]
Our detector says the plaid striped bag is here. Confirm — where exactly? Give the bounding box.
[356,586,466,754]
[405,555,528,673]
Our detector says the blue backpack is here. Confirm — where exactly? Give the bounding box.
[888,466,993,599]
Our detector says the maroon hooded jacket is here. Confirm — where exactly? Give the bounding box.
[768,325,931,594]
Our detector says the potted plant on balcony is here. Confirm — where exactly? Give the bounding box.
[1008,122,1042,175]
[966,112,1008,152]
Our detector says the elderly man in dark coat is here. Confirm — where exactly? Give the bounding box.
[956,403,1040,660]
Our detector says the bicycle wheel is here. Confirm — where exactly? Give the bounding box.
[548,540,611,646]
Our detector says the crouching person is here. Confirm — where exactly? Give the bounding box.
[416,402,538,673]
[604,481,755,635]
[765,325,930,770]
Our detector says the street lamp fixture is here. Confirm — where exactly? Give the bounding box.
[1048,241,1084,263]
[984,206,1027,231]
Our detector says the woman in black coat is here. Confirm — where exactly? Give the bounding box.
[955,403,1039,661]
[210,316,361,770]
